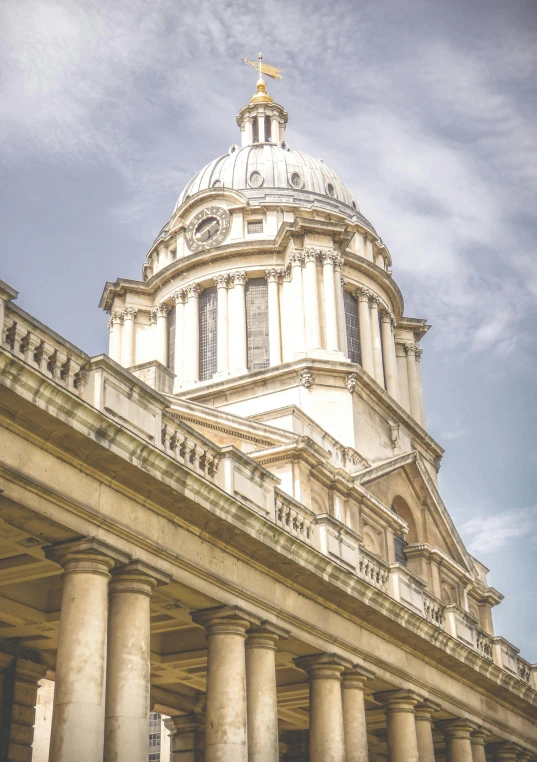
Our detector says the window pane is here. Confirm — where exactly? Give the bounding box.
[199,287,218,381]
[247,220,263,234]
[344,290,361,365]
[246,278,269,371]
[167,306,176,373]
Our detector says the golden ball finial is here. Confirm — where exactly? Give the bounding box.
[249,76,274,104]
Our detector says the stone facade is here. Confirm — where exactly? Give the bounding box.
[0,77,535,761]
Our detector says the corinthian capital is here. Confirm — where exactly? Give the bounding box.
[122,307,137,321]
[320,249,338,264]
[288,251,303,268]
[172,288,187,304]
[213,273,229,288]
[265,268,281,284]
[155,303,169,318]
[231,270,247,286]
[303,248,319,263]
[415,347,423,361]
[368,293,382,307]
[355,286,371,302]
[111,310,123,324]
[404,342,418,356]
[186,283,202,298]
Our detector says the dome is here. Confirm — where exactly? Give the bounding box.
[174,144,360,216]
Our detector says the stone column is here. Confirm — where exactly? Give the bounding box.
[414,700,440,762]
[405,343,422,424]
[246,623,288,762]
[289,254,306,356]
[0,655,47,762]
[229,271,248,374]
[185,284,201,384]
[214,274,229,376]
[357,288,375,377]
[281,730,309,762]
[165,713,205,761]
[257,114,266,143]
[45,539,130,762]
[341,664,375,762]
[303,249,322,351]
[104,561,169,762]
[369,296,385,388]
[321,251,340,352]
[377,690,421,762]
[415,347,426,427]
[281,269,292,361]
[265,269,282,366]
[243,118,253,147]
[334,263,347,355]
[295,653,350,762]
[488,743,519,762]
[380,310,399,401]
[470,728,490,762]
[173,289,186,390]
[121,308,136,368]
[109,310,123,363]
[153,304,169,367]
[192,606,255,762]
[441,719,478,762]
[514,748,533,762]
[271,116,280,143]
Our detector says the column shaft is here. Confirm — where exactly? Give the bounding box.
[229,271,248,373]
[441,720,477,762]
[46,540,128,762]
[405,344,422,424]
[303,251,321,351]
[173,291,186,390]
[110,312,123,363]
[295,654,349,762]
[322,252,340,352]
[271,117,280,143]
[266,269,282,366]
[246,626,286,762]
[215,275,229,376]
[104,562,168,762]
[257,115,265,143]
[357,289,375,376]
[335,266,347,355]
[155,304,169,366]
[165,714,205,762]
[369,297,385,387]
[380,312,399,401]
[378,691,421,762]
[121,309,136,368]
[185,285,200,384]
[192,608,251,762]
[0,656,46,762]
[415,348,426,427]
[342,667,374,762]
[290,256,306,355]
[469,729,489,762]
[414,702,440,762]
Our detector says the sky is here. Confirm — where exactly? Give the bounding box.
[1,0,536,659]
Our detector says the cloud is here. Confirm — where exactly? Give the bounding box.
[461,507,537,555]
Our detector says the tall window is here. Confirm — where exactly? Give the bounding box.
[199,287,218,381]
[167,305,176,373]
[246,278,269,371]
[343,289,361,364]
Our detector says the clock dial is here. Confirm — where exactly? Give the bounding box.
[185,206,231,253]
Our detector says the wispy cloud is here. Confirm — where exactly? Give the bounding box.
[461,507,537,555]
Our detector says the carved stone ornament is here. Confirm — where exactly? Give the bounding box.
[299,369,314,388]
[213,273,229,288]
[122,307,137,321]
[345,373,357,394]
[356,286,371,301]
[265,268,282,283]
[172,288,187,304]
[231,270,247,286]
[303,248,319,263]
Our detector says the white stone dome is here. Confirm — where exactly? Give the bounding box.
[174,143,360,215]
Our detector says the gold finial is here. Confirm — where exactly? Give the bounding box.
[242,53,282,104]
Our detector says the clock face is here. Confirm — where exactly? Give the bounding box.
[185,206,231,253]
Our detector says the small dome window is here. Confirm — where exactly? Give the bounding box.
[326,182,336,198]
[248,170,264,188]
[212,179,223,188]
[289,172,303,189]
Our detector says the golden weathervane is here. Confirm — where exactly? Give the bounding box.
[242,52,283,81]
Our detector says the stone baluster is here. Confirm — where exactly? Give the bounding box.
[288,254,306,356]
[470,728,490,762]
[164,713,205,761]
[185,284,201,384]
[173,289,186,391]
[192,606,255,762]
[342,664,375,762]
[229,271,248,373]
[369,295,385,387]
[414,700,440,762]
[321,251,340,352]
[214,274,229,376]
[356,288,375,377]
[109,310,123,363]
[155,303,169,367]
[121,308,137,368]
[265,269,283,365]
[295,653,351,762]
[104,561,169,762]
[303,249,322,351]
[377,690,422,762]
[335,263,347,355]
[380,310,399,401]
[246,622,289,762]
[404,343,422,425]
[441,719,479,762]
[45,539,130,762]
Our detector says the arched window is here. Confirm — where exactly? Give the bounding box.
[199,287,217,381]
[343,290,361,364]
[167,305,176,373]
[246,278,269,370]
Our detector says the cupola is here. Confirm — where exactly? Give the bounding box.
[236,70,288,146]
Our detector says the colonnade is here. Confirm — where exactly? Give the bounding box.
[107,250,428,426]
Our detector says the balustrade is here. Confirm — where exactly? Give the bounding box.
[423,591,446,628]
[475,628,494,661]
[275,490,315,543]
[161,413,219,480]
